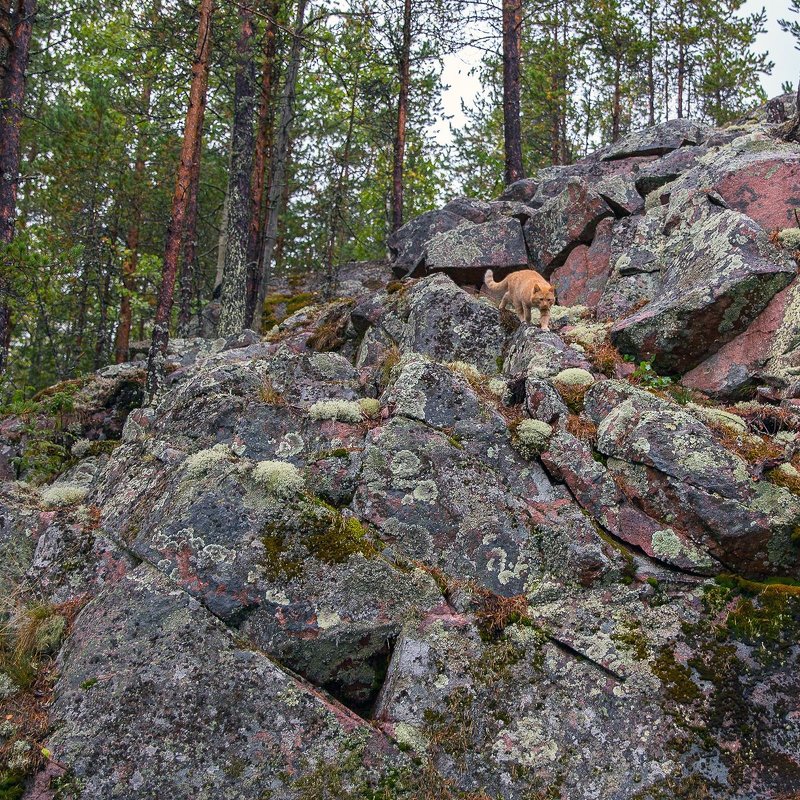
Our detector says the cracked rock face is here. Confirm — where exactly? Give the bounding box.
[6,106,800,800]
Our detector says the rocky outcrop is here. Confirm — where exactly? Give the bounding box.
[6,103,800,800]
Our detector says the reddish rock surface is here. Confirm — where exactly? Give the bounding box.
[714,156,800,231]
[550,217,615,307]
[682,277,798,398]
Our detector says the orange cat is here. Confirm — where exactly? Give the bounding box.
[484,269,556,330]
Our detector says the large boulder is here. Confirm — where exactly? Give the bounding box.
[601,118,710,160]
[611,196,796,373]
[387,210,469,278]
[583,381,800,577]
[353,416,552,595]
[666,132,800,232]
[550,216,615,308]
[681,277,800,398]
[48,564,406,799]
[394,273,509,374]
[524,178,613,273]
[423,217,529,283]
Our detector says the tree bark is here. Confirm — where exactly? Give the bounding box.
[323,56,361,298]
[611,57,621,142]
[145,0,213,401]
[502,0,524,185]
[390,0,412,233]
[178,130,202,336]
[219,1,257,336]
[245,0,280,326]
[251,0,307,332]
[647,0,655,126]
[0,0,36,376]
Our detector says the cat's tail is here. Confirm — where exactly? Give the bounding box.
[484,269,507,291]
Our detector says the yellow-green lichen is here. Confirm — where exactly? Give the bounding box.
[251,460,305,498]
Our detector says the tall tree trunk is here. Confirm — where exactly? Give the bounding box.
[251,0,307,332]
[647,0,655,126]
[0,0,35,376]
[676,0,685,118]
[178,131,202,336]
[390,0,411,233]
[549,8,560,165]
[146,0,213,401]
[245,0,280,326]
[219,2,257,336]
[213,172,230,296]
[502,0,523,185]
[115,80,152,362]
[272,133,293,275]
[114,0,159,363]
[324,57,361,298]
[611,58,621,142]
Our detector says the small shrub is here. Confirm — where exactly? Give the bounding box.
[471,587,531,640]
[584,340,623,376]
[629,358,673,389]
[566,415,598,444]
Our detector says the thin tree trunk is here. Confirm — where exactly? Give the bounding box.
[502,0,523,185]
[115,80,152,362]
[272,133,294,275]
[178,131,201,336]
[324,57,361,298]
[114,0,159,363]
[390,0,411,233]
[146,0,213,401]
[0,0,35,375]
[219,1,257,336]
[611,58,621,142]
[647,0,655,126]
[251,0,307,332]
[213,174,230,296]
[245,0,280,326]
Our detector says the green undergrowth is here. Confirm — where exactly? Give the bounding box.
[262,291,318,331]
[261,497,382,580]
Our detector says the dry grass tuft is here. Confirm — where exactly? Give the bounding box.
[257,376,286,406]
[583,340,624,376]
[706,420,786,466]
[471,587,531,639]
[566,414,598,444]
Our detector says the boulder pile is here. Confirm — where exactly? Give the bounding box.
[389,108,800,403]
[2,103,800,799]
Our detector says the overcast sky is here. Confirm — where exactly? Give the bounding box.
[436,0,799,143]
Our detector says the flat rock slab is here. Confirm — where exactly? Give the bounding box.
[524,178,613,273]
[353,416,545,595]
[601,118,709,160]
[611,201,796,373]
[634,145,708,196]
[424,217,528,283]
